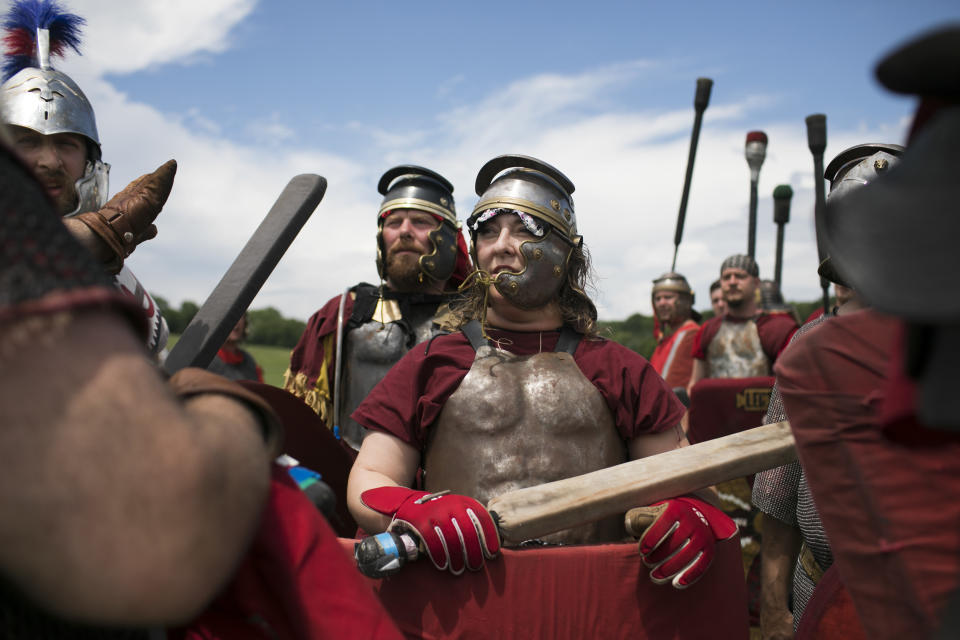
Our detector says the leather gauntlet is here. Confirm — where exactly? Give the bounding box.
[168,367,283,456]
[76,159,177,274]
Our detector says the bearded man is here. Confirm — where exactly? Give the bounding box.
[649,272,701,389]
[687,254,797,394]
[285,165,471,451]
[346,155,736,590]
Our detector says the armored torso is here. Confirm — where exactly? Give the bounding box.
[424,326,627,545]
[340,296,446,450]
[706,318,771,379]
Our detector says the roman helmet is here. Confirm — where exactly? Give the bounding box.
[466,154,581,310]
[651,271,701,323]
[0,0,110,216]
[819,143,904,286]
[376,164,459,284]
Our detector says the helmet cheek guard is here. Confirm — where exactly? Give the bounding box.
[493,229,573,309]
[419,220,460,282]
[64,158,111,217]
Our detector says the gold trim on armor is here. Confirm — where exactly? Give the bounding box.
[373,297,403,324]
[472,196,575,241]
[379,197,457,225]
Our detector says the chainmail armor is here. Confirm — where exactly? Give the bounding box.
[752,314,832,629]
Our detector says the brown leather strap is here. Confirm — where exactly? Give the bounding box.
[168,367,283,455]
[75,209,126,273]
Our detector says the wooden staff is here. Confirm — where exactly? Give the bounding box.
[488,421,796,544]
[773,184,793,290]
[670,77,713,271]
[805,114,831,316]
[745,131,768,259]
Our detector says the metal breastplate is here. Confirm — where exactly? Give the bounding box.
[339,300,443,450]
[706,319,771,378]
[425,345,627,545]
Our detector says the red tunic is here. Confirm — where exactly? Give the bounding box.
[649,318,699,388]
[352,327,685,450]
[691,311,797,362]
[775,310,960,638]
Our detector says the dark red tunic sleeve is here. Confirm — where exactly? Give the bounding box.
[772,309,957,639]
[756,312,798,363]
[691,316,722,360]
[288,295,351,375]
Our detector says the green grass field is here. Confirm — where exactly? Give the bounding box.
[166,334,292,387]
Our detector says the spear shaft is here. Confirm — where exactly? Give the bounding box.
[671,77,713,271]
[805,114,831,315]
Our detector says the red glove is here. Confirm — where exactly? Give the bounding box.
[361,487,500,575]
[632,497,737,589]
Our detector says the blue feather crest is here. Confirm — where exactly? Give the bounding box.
[2,0,85,81]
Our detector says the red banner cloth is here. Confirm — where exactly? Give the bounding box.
[337,537,749,639]
[687,376,775,445]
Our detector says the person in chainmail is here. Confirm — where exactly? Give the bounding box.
[752,141,903,638]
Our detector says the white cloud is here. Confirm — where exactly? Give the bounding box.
[64,0,256,75]
[29,2,910,323]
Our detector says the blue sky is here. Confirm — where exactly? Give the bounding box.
[29,0,960,320]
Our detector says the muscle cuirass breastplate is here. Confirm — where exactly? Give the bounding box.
[339,302,443,450]
[425,345,627,545]
[706,319,771,378]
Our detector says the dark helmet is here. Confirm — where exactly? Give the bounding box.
[375,165,460,283]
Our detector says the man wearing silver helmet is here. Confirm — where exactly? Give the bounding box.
[347,155,736,588]
[687,254,798,395]
[751,142,903,639]
[649,272,701,390]
[0,2,173,355]
[285,165,472,451]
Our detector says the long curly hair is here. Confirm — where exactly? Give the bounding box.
[448,240,600,338]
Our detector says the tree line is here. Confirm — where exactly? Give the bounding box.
[154,294,828,355]
[153,295,307,349]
